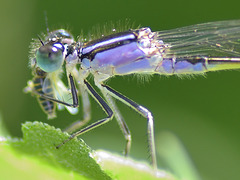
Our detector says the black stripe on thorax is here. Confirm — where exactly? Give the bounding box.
[81,30,138,60]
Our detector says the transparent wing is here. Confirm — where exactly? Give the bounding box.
[42,76,53,95]
[157,20,240,58]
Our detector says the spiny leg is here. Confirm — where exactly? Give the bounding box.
[56,79,113,148]
[101,90,131,156]
[64,83,91,132]
[100,84,157,169]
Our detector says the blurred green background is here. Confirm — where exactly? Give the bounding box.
[1,0,240,179]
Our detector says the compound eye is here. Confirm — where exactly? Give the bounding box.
[36,42,64,72]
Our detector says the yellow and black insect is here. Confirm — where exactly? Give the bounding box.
[24,67,56,119]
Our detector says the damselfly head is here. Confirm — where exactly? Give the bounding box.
[36,40,65,72]
[34,29,75,73]
[46,29,75,45]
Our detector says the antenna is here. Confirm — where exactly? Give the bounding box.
[44,11,49,34]
[37,35,44,46]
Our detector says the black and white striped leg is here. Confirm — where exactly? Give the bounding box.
[101,84,157,169]
[56,79,113,148]
[64,83,91,133]
[101,89,132,156]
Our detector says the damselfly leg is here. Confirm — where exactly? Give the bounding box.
[56,79,114,148]
[100,88,132,156]
[100,84,157,169]
[63,82,91,132]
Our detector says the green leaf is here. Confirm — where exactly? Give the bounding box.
[0,145,88,180]
[0,121,177,180]
[8,121,110,179]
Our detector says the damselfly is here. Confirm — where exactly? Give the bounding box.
[25,20,240,169]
